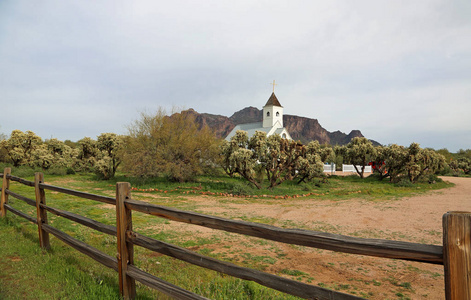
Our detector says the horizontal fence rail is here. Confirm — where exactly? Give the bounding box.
[6,189,36,206]
[0,168,470,300]
[126,265,210,300]
[42,223,119,271]
[4,204,37,224]
[39,182,116,205]
[7,174,35,186]
[41,204,117,236]
[128,230,363,299]
[125,198,444,264]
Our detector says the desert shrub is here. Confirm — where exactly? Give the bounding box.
[10,165,42,178]
[228,181,254,196]
[74,137,98,172]
[429,174,443,183]
[93,133,123,180]
[122,108,221,182]
[300,183,312,192]
[395,177,414,187]
[376,143,446,183]
[336,137,376,178]
[367,172,385,181]
[45,166,67,176]
[222,131,325,189]
[0,130,42,167]
[438,164,452,176]
[449,157,471,175]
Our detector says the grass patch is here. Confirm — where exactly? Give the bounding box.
[0,171,453,299]
[81,172,455,200]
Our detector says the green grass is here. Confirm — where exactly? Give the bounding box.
[0,216,300,300]
[89,172,453,201]
[0,172,454,299]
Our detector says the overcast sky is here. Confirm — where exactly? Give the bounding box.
[1,0,470,151]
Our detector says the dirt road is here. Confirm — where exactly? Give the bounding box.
[177,176,470,299]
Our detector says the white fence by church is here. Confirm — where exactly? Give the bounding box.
[323,164,373,174]
[323,164,336,173]
[342,164,372,173]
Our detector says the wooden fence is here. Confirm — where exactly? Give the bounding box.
[0,167,470,299]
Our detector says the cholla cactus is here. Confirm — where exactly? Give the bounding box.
[342,137,376,178]
[449,157,471,174]
[224,130,327,189]
[30,144,54,169]
[76,137,98,172]
[229,148,261,189]
[377,143,446,183]
[93,133,124,179]
[405,144,446,183]
[1,130,43,167]
[94,153,114,180]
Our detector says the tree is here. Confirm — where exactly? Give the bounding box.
[19,138,77,170]
[0,128,7,163]
[259,134,305,188]
[224,131,326,189]
[436,148,453,163]
[221,130,263,188]
[295,141,325,184]
[220,140,238,177]
[404,144,446,183]
[30,144,54,169]
[94,133,124,179]
[75,137,98,172]
[339,137,376,178]
[377,144,408,181]
[376,143,446,183]
[122,109,221,182]
[230,148,262,189]
[369,146,388,179]
[0,130,42,167]
[457,149,471,160]
[449,157,471,174]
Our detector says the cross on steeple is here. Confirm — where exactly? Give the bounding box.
[270,80,278,93]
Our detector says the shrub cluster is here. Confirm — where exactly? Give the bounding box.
[0,130,123,179]
[221,130,333,189]
[1,113,462,188]
[120,109,220,182]
[335,137,447,183]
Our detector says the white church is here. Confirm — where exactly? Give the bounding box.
[225,92,292,141]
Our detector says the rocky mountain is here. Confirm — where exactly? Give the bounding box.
[185,107,379,146]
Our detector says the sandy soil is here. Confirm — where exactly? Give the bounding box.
[150,176,470,299]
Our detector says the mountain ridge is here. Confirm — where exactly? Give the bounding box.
[185,107,380,146]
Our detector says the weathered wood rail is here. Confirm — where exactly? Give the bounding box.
[0,167,470,299]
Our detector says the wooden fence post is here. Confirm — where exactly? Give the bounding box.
[0,167,11,217]
[443,211,471,300]
[35,173,50,249]
[116,182,136,299]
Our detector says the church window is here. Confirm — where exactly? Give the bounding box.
[282,133,287,139]
[276,112,280,116]
[267,111,270,117]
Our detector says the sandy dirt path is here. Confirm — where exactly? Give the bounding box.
[170,176,471,299]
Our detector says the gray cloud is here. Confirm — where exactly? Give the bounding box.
[0,0,470,151]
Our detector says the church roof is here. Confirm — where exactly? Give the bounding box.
[225,121,292,141]
[264,92,282,107]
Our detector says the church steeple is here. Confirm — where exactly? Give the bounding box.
[264,92,282,107]
[263,92,283,128]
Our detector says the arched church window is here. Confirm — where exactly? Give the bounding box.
[276,112,280,116]
[282,133,287,139]
[267,111,270,117]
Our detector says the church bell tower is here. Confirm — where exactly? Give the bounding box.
[263,92,283,128]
